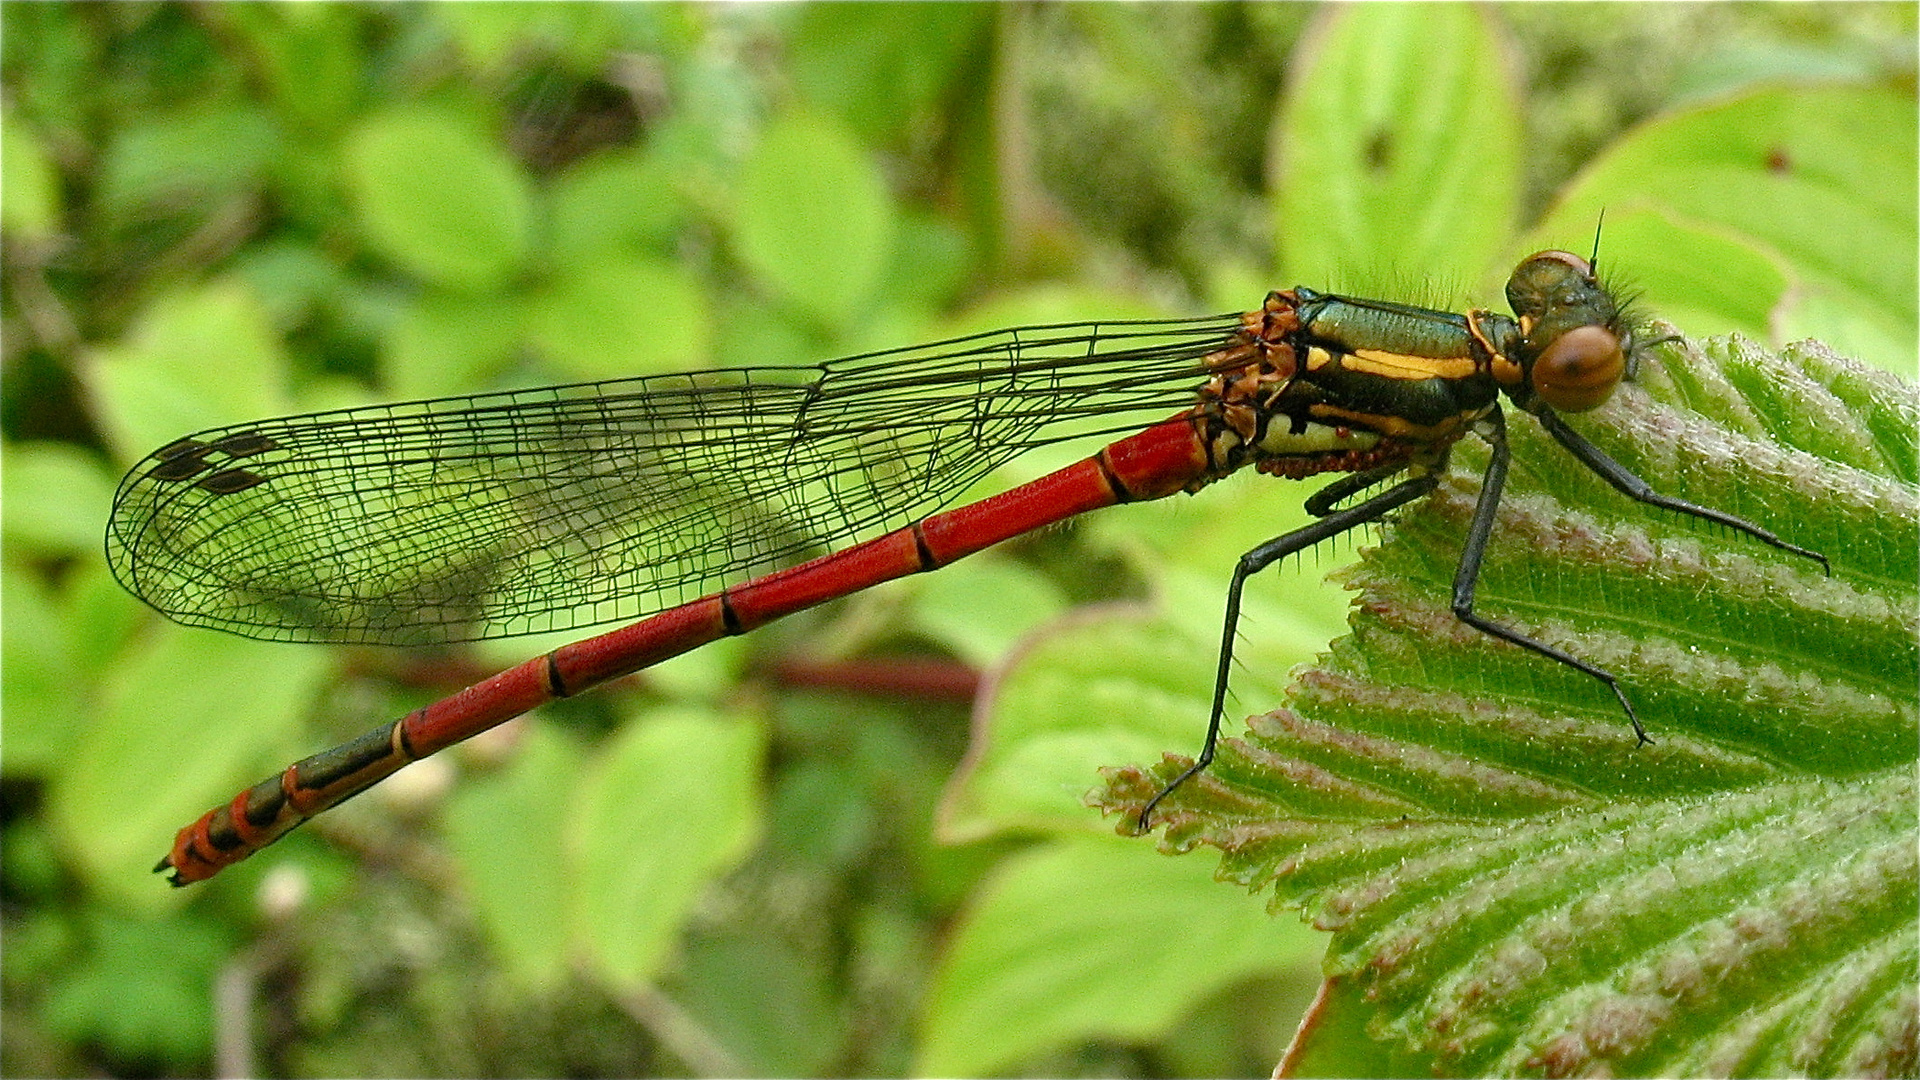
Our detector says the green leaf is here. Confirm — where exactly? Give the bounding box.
[871,210,973,317]
[380,288,525,399]
[95,103,280,222]
[50,624,333,907]
[230,238,357,330]
[444,722,584,991]
[676,926,845,1076]
[214,4,362,135]
[1080,467,1359,659]
[2,442,115,557]
[570,706,766,993]
[546,147,687,264]
[1532,85,1917,375]
[1,108,61,237]
[908,555,1070,669]
[1281,976,1434,1078]
[51,559,146,681]
[2,563,77,776]
[342,106,534,291]
[525,255,711,381]
[917,836,1322,1078]
[733,110,895,329]
[1098,336,1918,1076]
[787,3,994,147]
[3,559,143,784]
[1274,5,1522,298]
[39,910,227,1063]
[948,609,1242,840]
[434,2,631,75]
[947,472,1354,842]
[81,280,294,462]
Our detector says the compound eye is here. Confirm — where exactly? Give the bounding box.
[1532,324,1624,412]
[1525,250,1594,278]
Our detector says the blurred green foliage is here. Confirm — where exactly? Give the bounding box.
[2,4,1912,1077]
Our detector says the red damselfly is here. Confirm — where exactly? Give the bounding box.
[109,249,1828,885]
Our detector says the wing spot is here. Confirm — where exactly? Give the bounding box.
[198,469,268,495]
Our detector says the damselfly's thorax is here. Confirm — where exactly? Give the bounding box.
[1187,290,1415,484]
[1185,249,1638,491]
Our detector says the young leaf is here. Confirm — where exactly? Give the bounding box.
[1099,334,1919,1077]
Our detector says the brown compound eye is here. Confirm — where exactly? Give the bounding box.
[1527,249,1594,278]
[1532,324,1624,412]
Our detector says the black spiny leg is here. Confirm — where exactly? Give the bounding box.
[1534,408,1830,574]
[1303,462,1413,517]
[1449,408,1649,743]
[1138,469,1441,828]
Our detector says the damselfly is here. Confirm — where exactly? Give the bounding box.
[108,248,1828,884]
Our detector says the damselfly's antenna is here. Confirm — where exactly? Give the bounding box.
[1590,209,1606,275]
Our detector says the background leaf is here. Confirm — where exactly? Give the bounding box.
[1530,84,1917,374]
[1,105,61,237]
[570,707,765,994]
[917,837,1320,1077]
[80,281,295,460]
[526,256,711,381]
[343,106,535,292]
[51,625,334,910]
[732,110,896,330]
[443,722,583,992]
[1274,4,1522,297]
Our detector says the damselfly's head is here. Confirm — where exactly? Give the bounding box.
[1505,250,1630,413]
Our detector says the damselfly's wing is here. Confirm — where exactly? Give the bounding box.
[107,316,1237,644]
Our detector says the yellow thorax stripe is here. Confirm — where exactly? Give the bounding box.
[1305,346,1480,381]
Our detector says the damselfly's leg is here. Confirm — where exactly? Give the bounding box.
[1138,470,1440,827]
[1449,408,1649,742]
[1302,462,1411,517]
[1534,408,1830,574]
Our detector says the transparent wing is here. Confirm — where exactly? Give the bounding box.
[106,313,1243,644]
